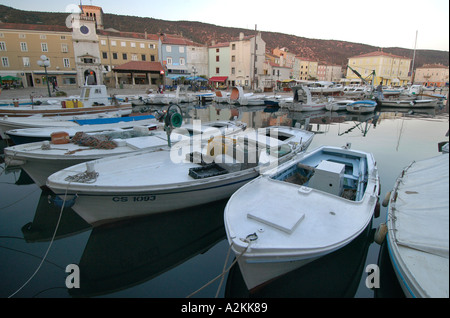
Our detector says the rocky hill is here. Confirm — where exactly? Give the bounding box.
[1,5,448,67]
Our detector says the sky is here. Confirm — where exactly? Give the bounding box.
[1,0,449,51]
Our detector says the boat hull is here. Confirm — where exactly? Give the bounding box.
[0,103,132,117]
[51,170,258,225]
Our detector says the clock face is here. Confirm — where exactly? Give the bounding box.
[80,25,90,35]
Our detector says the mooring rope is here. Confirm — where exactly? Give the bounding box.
[186,239,252,298]
[8,183,71,298]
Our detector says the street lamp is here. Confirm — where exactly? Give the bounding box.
[37,55,51,97]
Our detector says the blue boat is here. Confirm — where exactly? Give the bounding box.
[346,100,377,113]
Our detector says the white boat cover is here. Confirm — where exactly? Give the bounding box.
[389,153,449,297]
[392,154,449,258]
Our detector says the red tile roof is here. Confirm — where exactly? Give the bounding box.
[0,22,71,32]
[113,61,165,72]
[349,51,410,60]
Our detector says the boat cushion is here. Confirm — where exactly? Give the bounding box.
[247,209,305,234]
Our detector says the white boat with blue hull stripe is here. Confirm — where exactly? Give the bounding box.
[47,126,314,225]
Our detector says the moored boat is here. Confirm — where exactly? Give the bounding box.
[4,114,158,144]
[0,85,131,117]
[46,126,314,225]
[384,154,449,297]
[224,145,380,290]
[279,85,328,111]
[346,100,377,113]
[5,120,246,188]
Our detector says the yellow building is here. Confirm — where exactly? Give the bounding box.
[97,30,160,86]
[346,51,411,86]
[0,5,162,90]
[0,23,76,89]
[293,56,318,81]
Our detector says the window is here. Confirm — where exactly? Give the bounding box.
[166,46,172,52]
[1,57,9,67]
[122,53,127,60]
[149,44,155,49]
[179,57,185,65]
[232,44,236,50]
[231,67,235,75]
[167,57,172,64]
[19,34,26,38]
[40,34,46,39]
[63,58,70,68]
[140,43,145,48]
[141,54,146,61]
[232,55,235,62]
[216,67,220,74]
[102,52,108,59]
[41,43,48,52]
[61,43,68,53]
[150,55,155,61]
[20,42,28,52]
[111,40,117,46]
[61,35,66,40]
[216,56,219,62]
[131,42,136,48]
[0,42,6,51]
[23,57,30,67]
[112,52,118,59]
[179,46,184,53]
[131,54,138,61]
[216,48,219,53]
[121,41,126,47]
[100,39,106,45]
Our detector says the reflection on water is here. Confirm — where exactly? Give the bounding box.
[0,100,448,298]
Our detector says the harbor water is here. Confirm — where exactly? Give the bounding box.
[0,99,448,299]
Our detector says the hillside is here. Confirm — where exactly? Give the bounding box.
[0,4,448,67]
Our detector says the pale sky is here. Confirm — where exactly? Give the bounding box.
[1,0,449,51]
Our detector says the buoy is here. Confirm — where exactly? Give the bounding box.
[374,223,388,245]
[382,191,391,207]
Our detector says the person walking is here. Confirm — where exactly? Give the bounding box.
[376,82,384,100]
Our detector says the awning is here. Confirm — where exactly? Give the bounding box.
[209,76,228,82]
[186,76,207,81]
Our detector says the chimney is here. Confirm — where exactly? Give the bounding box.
[239,32,244,40]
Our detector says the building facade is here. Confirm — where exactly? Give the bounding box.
[346,51,411,86]
[0,23,76,89]
[293,56,318,81]
[414,64,449,87]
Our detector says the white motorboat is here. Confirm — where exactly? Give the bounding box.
[342,86,372,99]
[0,85,132,117]
[279,86,328,111]
[306,81,344,96]
[224,145,380,290]
[5,120,246,188]
[325,98,355,111]
[380,98,438,108]
[145,85,195,104]
[4,114,158,144]
[213,90,230,103]
[46,126,314,225]
[384,154,448,298]
[346,100,377,113]
[227,86,266,106]
[0,111,133,140]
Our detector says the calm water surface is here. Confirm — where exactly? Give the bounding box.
[0,101,448,299]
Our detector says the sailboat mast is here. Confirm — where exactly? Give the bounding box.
[410,30,418,84]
